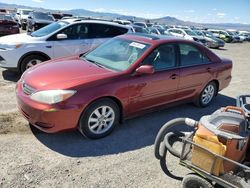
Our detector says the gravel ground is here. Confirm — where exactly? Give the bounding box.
[0,42,250,188]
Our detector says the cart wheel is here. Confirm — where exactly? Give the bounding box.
[182,173,213,188]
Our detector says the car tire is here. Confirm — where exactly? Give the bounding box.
[22,24,26,30]
[20,55,47,73]
[78,99,120,139]
[197,81,217,107]
[182,173,213,188]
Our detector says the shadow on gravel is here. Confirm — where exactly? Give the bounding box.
[2,70,21,82]
[32,94,235,158]
[213,48,227,51]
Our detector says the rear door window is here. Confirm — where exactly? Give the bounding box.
[89,23,128,38]
[179,43,210,66]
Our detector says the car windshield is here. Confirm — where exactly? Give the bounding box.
[0,14,13,21]
[33,12,54,21]
[82,38,150,71]
[31,21,69,37]
[204,31,214,37]
[184,29,197,36]
[195,31,204,36]
[22,10,32,15]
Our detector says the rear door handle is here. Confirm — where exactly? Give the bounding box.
[46,46,52,48]
[170,74,178,80]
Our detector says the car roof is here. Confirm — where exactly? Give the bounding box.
[62,19,132,29]
[119,33,192,44]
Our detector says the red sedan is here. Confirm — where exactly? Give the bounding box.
[0,14,19,36]
[16,34,232,139]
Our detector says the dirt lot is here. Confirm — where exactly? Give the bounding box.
[0,43,250,188]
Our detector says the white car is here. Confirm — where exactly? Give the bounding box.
[0,19,134,73]
[167,28,207,45]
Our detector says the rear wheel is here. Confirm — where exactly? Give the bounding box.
[20,55,47,73]
[78,99,120,139]
[197,81,217,107]
[182,173,213,188]
[21,23,26,30]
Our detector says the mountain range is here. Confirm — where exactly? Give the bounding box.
[1,2,250,30]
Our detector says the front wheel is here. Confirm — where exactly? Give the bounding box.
[20,55,47,73]
[78,99,120,139]
[197,82,217,107]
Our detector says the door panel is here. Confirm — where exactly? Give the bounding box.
[177,43,213,100]
[128,43,180,114]
[128,69,179,113]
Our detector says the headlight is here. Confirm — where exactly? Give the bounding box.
[30,90,76,104]
[0,44,22,50]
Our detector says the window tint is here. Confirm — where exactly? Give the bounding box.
[179,44,209,66]
[90,24,128,38]
[60,24,90,40]
[143,44,176,71]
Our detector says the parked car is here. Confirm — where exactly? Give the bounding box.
[226,30,243,43]
[51,13,73,21]
[0,13,19,36]
[194,30,225,48]
[147,27,161,35]
[133,22,147,28]
[113,19,132,25]
[16,33,232,139]
[208,29,233,43]
[146,23,154,27]
[167,28,207,45]
[0,19,134,73]
[132,25,149,34]
[15,8,33,30]
[27,11,55,32]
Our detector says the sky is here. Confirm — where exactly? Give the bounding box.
[2,0,250,24]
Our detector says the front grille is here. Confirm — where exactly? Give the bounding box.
[22,82,36,95]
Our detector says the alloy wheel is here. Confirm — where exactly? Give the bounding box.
[26,59,42,69]
[88,106,115,135]
[201,84,215,105]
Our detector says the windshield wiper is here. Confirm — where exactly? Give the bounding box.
[83,57,105,69]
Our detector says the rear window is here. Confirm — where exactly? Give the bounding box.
[179,44,210,66]
[89,23,128,38]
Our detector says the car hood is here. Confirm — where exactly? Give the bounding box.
[23,56,119,90]
[0,33,43,44]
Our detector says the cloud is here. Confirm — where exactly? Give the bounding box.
[217,12,226,17]
[93,8,106,12]
[212,8,217,11]
[32,0,44,2]
[184,10,195,13]
[234,17,240,20]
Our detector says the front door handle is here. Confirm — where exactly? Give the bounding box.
[207,67,212,72]
[170,74,178,80]
[46,46,52,48]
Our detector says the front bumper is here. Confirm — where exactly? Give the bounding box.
[16,82,82,133]
[0,48,23,69]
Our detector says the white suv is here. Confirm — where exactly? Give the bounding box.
[0,19,134,73]
[167,28,207,45]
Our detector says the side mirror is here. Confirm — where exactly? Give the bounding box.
[16,13,20,15]
[135,65,154,75]
[56,33,68,40]
[28,16,32,19]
